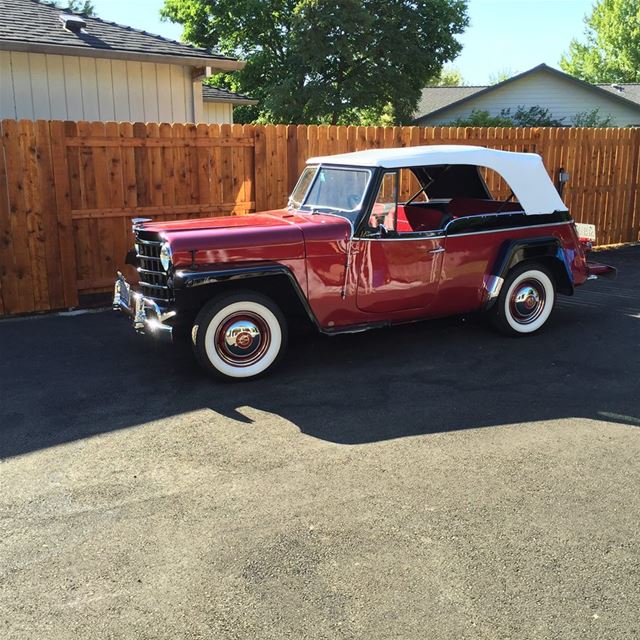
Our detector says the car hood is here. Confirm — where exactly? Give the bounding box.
[139,209,352,266]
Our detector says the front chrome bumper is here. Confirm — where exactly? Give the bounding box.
[113,272,175,343]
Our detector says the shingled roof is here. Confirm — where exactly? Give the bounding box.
[0,0,242,71]
[599,83,640,104]
[202,85,257,106]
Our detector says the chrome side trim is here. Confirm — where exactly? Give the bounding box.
[354,234,445,242]
[442,210,526,233]
[448,221,571,238]
[353,220,571,242]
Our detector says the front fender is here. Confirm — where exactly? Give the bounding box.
[173,263,321,330]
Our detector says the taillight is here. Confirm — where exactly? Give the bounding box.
[579,238,593,253]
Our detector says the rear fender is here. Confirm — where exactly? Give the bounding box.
[483,237,574,310]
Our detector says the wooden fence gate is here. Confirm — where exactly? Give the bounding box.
[1,121,639,317]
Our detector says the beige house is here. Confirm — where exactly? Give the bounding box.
[0,0,255,123]
[201,85,257,124]
[415,64,640,127]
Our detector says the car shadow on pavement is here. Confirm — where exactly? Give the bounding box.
[1,247,639,458]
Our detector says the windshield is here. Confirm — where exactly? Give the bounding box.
[289,165,372,222]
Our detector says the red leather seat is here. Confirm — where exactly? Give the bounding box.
[371,204,449,233]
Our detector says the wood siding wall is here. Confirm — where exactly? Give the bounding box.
[203,102,234,124]
[1,121,639,317]
[0,51,205,123]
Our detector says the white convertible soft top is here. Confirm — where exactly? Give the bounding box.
[306,145,567,215]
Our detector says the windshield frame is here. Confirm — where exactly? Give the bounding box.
[290,164,374,217]
[288,165,318,209]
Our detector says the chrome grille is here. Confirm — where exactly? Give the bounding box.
[135,230,172,303]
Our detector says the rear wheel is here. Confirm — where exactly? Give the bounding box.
[192,292,287,381]
[490,263,556,335]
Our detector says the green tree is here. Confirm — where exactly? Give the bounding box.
[162,0,469,124]
[509,105,564,127]
[49,0,96,15]
[488,67,514,85]
[448,105,564,127]
[448,109,514,127]
[572,108,614,127]
[560,0,640,82]
[425,66,466,86]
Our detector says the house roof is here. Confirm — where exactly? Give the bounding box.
[202,85,257,106]
[0,0,243,71]
[415,64,640,122]
[306,145,567,215]
[416,86,485,119]
[599,83,640,103]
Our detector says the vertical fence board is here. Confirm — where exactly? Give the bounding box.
[19,120,50,311]
[49,121,79,308]
[0,121,19,314]
[231,123,245,206]
[35,120,65,310]
[209,124,223,208]
[253,125,267,212]
[2,120,36,313]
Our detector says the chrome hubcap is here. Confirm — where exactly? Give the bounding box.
[216,313,270,366]
[510,279,546,324]
[224,320,262,357]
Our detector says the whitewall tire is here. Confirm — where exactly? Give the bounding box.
[192,292,287,381]
[490,264,556,336]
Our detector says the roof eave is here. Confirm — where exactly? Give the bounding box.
[0,39,245,72]
[203,97,258,106]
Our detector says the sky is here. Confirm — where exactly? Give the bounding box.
[89,0,594,85]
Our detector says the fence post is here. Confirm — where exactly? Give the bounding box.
[49,120,79,309]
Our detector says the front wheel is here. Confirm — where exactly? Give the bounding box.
[192,292,287,381]
[489,263,556,336]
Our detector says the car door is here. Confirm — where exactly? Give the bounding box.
[354,170,444,314]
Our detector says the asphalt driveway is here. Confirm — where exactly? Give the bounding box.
[1,247,639,639]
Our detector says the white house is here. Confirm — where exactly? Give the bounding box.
[0,0,255,123]
[415,64,640,127]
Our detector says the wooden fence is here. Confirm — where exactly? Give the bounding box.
[1,120,639,317]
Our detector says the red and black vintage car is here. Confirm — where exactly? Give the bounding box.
[114,145,614,380]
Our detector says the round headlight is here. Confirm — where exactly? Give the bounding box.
[160,242,172,271]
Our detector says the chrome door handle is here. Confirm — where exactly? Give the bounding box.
[428,246,445,254]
